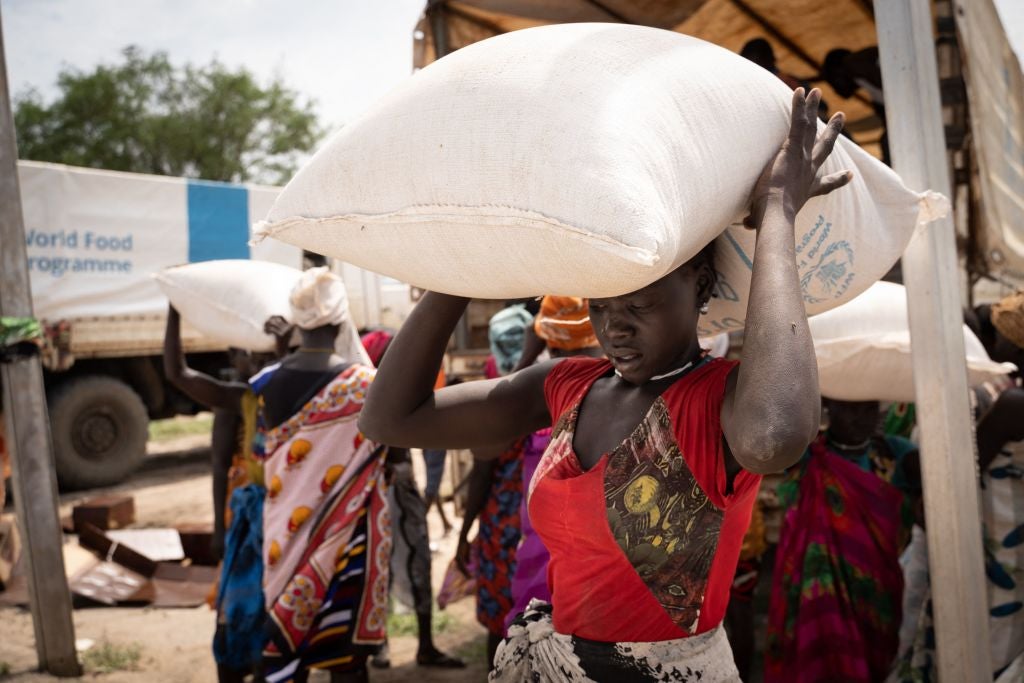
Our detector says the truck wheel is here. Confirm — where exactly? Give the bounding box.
[49,376,148,490]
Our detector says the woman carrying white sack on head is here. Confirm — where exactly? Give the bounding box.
[361,87,850,682]
[250,267,389,683]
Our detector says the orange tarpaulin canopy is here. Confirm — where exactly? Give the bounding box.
[415,0,1024,289]
[415,0,883,152]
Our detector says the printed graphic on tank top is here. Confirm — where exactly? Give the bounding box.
[529,356,760,643]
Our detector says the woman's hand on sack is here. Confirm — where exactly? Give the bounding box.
[263,315,293,339]
[744,87,852,229]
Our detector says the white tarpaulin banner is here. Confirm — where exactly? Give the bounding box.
[955,0,1024,284]
[18,161,302,322]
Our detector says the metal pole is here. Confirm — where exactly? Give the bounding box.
[874,1,991,680]
[0,10,81,677]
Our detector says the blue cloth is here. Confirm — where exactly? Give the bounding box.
[422,449,447,498]
[213,484,266,669]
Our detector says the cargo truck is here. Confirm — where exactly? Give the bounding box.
[14,160,412,489]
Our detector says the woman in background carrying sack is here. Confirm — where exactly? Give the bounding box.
[360,89,850,681]
[254,268,389,683]
[765,397,920,683]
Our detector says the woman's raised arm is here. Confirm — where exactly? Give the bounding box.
[722,88,851,474]
[163,305,248,413]
[359,292,554,450]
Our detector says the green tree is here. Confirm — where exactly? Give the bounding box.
[14,46,322,184]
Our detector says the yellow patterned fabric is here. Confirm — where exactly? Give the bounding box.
[239,390,263,487]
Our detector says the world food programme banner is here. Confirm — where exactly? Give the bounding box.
[956,0,1024,284]
[18,161,299,321]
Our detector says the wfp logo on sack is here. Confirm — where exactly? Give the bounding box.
[796,215,855,304]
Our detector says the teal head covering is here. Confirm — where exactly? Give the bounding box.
[489,305,534,375]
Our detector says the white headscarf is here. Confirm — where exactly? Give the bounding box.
[289,266,371,365]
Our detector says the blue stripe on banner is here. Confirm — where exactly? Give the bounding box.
[186,180,250,262]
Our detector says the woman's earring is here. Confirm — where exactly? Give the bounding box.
[700,302,710,315]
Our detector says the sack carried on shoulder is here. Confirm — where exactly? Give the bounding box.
[810,281,1014,402]
[155,260,301,352]
[257,23,944,333]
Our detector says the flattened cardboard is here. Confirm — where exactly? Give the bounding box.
[106,529,185,563]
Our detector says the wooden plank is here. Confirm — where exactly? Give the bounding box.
[873,0,992,680]
[72,495,136,532]
[0,10,81,677]
[580,0,632,23]
[77,524,159,578]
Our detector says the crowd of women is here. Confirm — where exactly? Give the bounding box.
[435,290,1024,683]
[157,85,1024,683]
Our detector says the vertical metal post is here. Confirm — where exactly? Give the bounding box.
[874,0,991,680]
[0,10,81,677]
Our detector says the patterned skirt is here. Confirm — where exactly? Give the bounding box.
[262,451,390,681]
[491,600,740,682]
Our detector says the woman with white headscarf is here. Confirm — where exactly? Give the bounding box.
[251,267,389,683]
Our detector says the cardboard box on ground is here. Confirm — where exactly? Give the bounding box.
[0,495,219,610]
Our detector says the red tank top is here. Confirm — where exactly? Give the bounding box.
[529,356,761,642]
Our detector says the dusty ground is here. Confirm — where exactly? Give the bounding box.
[0,417,489,682]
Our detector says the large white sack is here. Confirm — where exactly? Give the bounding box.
[255,23,944,333]
[154,260,302,352]
[810,281,1015,402]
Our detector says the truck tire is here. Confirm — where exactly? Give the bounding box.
[49,375,148,490]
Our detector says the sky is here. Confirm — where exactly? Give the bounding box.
[3,0,1024,131]
[999,0,1024,62]
[1,0,426,130]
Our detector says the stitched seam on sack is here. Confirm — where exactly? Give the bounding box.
[254,207,659,266]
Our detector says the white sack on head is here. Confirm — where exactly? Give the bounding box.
[255,23,944,332]
[154,260,302,352]
[289,266,371,366]
[809,281,1016,402]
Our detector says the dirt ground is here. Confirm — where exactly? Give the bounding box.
[0,424,490,682]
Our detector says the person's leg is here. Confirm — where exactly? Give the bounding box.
[210,410,241,560]
[389,462,464,668]
[427,494,452,536]
[421,449,452,535]
[216,664,247,683]
[417,611,438,657]
[412,611,462,667]
[725,556,761,680]
[725,598,755,679]
[370,639,390,669]
[487,632,503,671]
